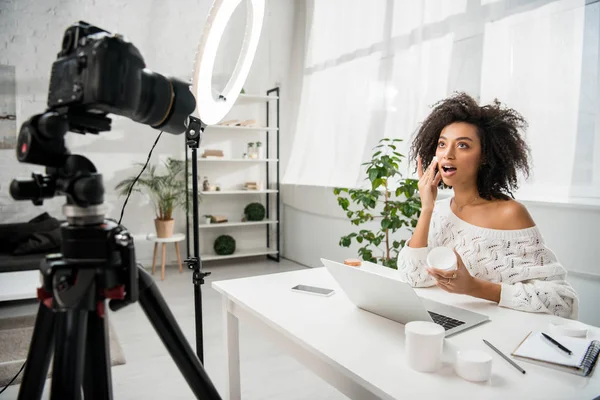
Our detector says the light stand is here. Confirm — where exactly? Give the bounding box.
[184,116,211,363]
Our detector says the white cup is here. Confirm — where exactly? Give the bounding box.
[405,321,445,372]
[548,319,588,338]
[427,247,457,271]
[455,349,492,382]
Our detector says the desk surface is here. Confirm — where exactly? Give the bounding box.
[213,267,600,400]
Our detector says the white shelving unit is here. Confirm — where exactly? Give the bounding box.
[201,248,279,261]
[185,88,281,263]
[198,219,278,229]
[206,125,279,132]
[200,189,278,195]
[197,158,278,163]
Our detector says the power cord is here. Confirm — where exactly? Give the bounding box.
[0,361,26,395]
[118,130,163,225]
[1,130,164,394]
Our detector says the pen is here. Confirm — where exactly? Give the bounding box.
[483,339,526,374]
[541,332,573,355]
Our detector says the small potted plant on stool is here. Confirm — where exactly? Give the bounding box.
[116,158,192,238]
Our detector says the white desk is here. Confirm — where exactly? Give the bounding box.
[212,268,600,400]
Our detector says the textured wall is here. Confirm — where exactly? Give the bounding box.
[0,0,297,262]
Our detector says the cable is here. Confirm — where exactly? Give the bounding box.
[1,131,164,395]
[118,130,163,225]
[0,361,26,395]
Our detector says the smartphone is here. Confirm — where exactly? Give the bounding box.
[291,284,335,297]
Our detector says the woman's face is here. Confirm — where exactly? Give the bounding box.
[435,122,483,187]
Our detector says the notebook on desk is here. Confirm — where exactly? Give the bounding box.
[511,331,600,377]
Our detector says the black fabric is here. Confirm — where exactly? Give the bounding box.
[12,227,61,255]
[0,212,61,254]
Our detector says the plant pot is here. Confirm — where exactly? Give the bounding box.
[155,218,175,238]
[204,217,212,224]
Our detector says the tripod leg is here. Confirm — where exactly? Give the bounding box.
[82,307,113,400]
[137,266,221,400]
[50,310,88,400]
[17,301,56,400]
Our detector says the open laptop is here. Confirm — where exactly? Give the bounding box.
[321,258,489,337]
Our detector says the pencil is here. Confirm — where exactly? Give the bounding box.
[483,339,526,374]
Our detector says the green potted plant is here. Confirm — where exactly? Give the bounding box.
[247,142,256,159]
[115,157,190,238]
[256,141,264,159]
[214,235,236,255]
[203,214,212,224]
[244,202,266,221]
[333,138,421,269]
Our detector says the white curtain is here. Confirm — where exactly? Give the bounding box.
[283,0,599,204]
[480,0,597,202]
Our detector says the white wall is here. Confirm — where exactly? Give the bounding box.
[0,0,298,263]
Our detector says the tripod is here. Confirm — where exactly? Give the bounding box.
[11,112,222,400]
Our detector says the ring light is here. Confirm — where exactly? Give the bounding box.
[192,0,265,125]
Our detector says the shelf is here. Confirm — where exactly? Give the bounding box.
[197,158,278,163]
[207,125,279,132]
[201,248,279,261]
[236,94,279,104]
[199,219,278,229]
[186,87,281,264]
[201,189,278,195]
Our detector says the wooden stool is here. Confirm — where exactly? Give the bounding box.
[147,233,185,280]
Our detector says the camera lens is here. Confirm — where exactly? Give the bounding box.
[134,71,196,135]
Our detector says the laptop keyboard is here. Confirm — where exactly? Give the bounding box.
[428,311,465,331]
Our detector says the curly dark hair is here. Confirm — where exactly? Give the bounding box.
[409,92,531,200]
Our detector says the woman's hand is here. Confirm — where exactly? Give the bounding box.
[417,155,442,212]
[427,249,476,295]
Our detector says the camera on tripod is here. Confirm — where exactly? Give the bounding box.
[11,21,196,204]
[8,21,221,400]
[49,21,195,135]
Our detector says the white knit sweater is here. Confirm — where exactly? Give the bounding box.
[397,198,579,319]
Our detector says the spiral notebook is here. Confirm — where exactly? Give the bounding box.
[511,331,600,377]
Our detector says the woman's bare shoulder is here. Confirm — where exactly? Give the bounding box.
[492,199,536,230]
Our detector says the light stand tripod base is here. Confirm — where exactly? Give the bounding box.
[136,266,219,398]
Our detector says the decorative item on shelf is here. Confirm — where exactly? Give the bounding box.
[247,142,256,159]
[237,119,257,127]
[240,87,245,94]
[203,215,212,224]
[215,183,222,191]
[242,152,248,159]
[214,235,236,255]
[115,158,191,238]
[202,176,210,191]
[210,215,228,223]
[243,181,262,190]
[218,119,240,126]
[244,202,266,221]
[256,141,264,159]
[201,149,224,158]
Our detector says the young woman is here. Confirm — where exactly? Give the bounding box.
[397,92,579,319]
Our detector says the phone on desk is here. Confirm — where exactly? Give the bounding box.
[291,284,335,297]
